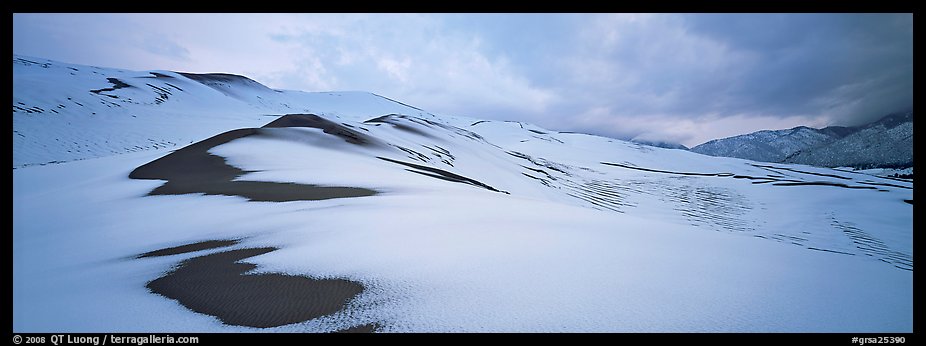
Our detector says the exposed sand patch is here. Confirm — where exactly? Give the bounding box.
[129,116,377,202]
[137,239,241,258]
[143,244,364,329]
[263,114,377,146]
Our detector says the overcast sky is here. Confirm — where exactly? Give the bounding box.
[13,13,912,147]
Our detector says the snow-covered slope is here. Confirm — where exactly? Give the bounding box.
[13,56,912,332]
[690,111,913,170]
[12,55,431,168]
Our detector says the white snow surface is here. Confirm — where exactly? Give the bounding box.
[13,56,913,332]
[12,55,430,169]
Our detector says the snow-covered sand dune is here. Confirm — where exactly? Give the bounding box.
[12,55,429,169]
[13,56,912,332]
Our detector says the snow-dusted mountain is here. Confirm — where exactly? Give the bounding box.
[691,111,913,170]
[13,56,912,332]
[784,112,913,169]
[691,126,842,163]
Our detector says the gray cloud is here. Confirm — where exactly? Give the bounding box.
[681,14,912,125]
[518,14,912,145]
[12,13,912,147]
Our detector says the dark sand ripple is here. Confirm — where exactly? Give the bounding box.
[377,156,508,194]
[601,161,733,177]
[144,245,364,328]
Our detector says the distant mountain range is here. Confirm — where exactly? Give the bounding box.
[691,111,913,169]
